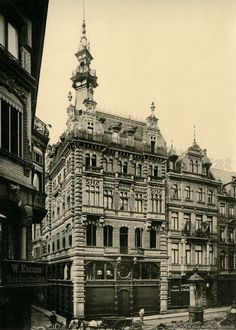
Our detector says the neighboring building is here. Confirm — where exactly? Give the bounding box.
[39,19,169,318]
[0,1,49,329]
[212,169,236,305]
[166,142,219,309]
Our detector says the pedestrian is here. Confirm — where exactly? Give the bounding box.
[49,311,57,328]
[139,309,144,324]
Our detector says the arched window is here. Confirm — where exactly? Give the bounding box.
[103,225,113,247]
[122,161,128,174]
[171,184,178,199]
[197,188,203,202]
[91,154,97,167]
[185,186,191,200]
[208,190,213,204]
[229,251,235,271]
[135,228,142,248]
[190,160,194,172]
[194,160,199,173]
[85,154,90,169]
[86,224,96,246]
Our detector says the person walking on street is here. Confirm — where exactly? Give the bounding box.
[49,311,57,328]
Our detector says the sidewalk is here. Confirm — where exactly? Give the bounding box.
[32,305,229,328]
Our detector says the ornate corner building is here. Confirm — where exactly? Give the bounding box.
[39,19,168,318]
[0,1,49,329]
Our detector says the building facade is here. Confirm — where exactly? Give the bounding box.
[0,1,49,329]
[212,169,236,305]
[39,19,168,319]
[166,143,219,309]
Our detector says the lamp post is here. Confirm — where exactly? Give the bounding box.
[188,267,204,323]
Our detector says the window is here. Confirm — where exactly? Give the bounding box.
[86,224,96,246]
[195,245,203,264]
[0,99,23,157]
[86,182,100,206]
[57,238,60,251]
[103,158,108,171]
[197,188,203,202]
[185,186,191,200]
[33,151,43,164]
[171,244,179,264]
[186,244,191,264]
[108,159,113,172]
[120,192,128,210]
[87,121,94,134]
[153,166,158,178]
[194,160,199,173]
[171,184,178,199]
[207,190,213,204]
[135,228,142,248]
[104,190,113,209]
[91,154,97,167]
[207,216,213,233]
[33,172,43,191]
[209,245,214,265]
[0,15,19,59]
[229,205,234,217]
[220,203,226,216]
[85,154,90,169]
[171,212,179,230]
[135,194,143,212]
[220,251,226,270]
[196,215,203,231]
[220,227,225,242]
[122,161,128,174]
[103,225,113,247]
[149,165,153,176]
[150,136,156,152]
[151,193,162,213]
[150,229,157,248]
[184,213,191,232]
[190,160,194,172]
[228,228,234,243]
[68,234,72,247]
[229,251,235,271]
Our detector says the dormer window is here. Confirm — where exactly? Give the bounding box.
[87,121,94,134]
[194,160,199,173]
[190,160,194,172]
[150,136,156,152]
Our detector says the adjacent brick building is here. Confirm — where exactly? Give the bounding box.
[0,1,49,329]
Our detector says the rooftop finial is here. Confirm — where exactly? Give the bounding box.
[171,139,173,148]
[67,91,72,103]
[150,102,155,116]
[83,0,85,20]
[193,124,196,143]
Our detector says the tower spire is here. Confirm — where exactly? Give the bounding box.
[193,124,196,143]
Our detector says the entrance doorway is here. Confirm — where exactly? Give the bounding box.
[120,227,128,254]
[118,289,130,316]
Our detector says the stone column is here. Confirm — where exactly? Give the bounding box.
[72,148,86,318]
[160,227,168,313]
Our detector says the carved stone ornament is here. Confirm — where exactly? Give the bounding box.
[0,70,28,104]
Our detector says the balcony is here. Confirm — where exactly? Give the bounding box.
[0,260,47,287]
[182,228,210,240]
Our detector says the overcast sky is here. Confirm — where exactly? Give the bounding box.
[37,0,236,171]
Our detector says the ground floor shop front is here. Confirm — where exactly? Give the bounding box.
[43,257,168,319]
